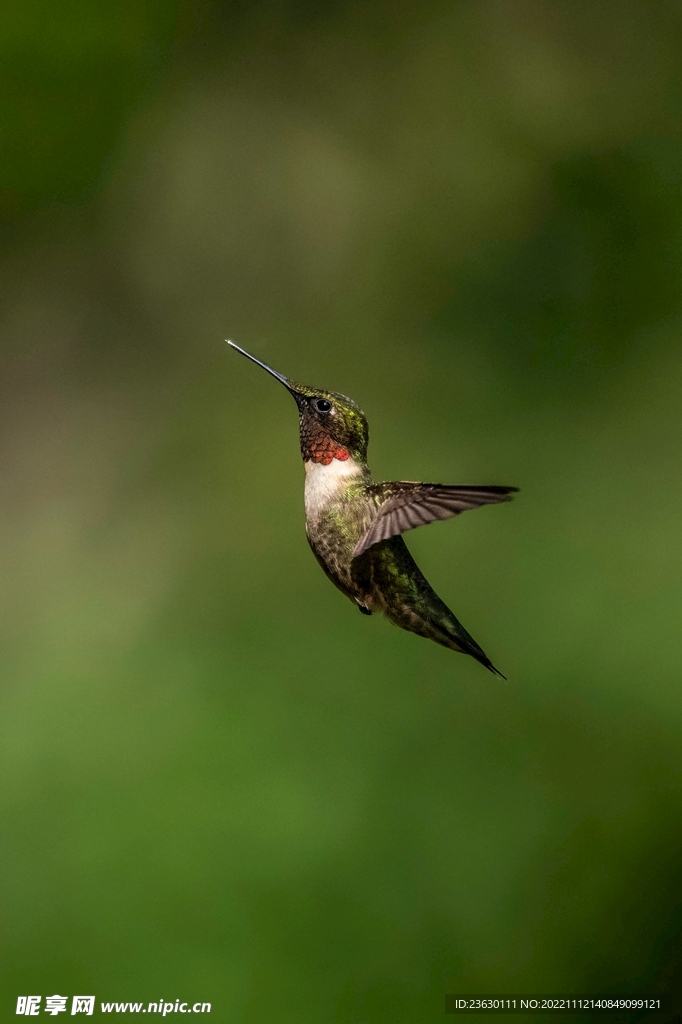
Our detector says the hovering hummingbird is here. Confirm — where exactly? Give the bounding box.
[227,341,517,677]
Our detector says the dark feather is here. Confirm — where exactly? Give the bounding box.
[352,483,517,557]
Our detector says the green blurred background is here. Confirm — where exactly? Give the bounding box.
[1,0,681,1020]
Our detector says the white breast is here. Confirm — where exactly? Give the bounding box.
[304,458,363,518]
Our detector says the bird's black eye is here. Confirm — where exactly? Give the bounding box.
[313,398,332,413]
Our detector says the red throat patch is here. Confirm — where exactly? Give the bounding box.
[309,439,350,465]
[301,416,352,464]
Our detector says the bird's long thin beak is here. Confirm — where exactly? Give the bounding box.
[226,340,298,394]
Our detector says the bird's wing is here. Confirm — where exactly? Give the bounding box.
[352,483,517,557]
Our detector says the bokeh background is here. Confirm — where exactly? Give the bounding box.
[1,0,681,1020]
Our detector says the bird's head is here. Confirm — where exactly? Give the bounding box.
[227,341,369,464]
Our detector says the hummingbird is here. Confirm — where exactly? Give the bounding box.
[227,341,517,677]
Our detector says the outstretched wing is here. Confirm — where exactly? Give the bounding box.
[352,483,517,557]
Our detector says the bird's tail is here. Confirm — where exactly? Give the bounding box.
[432,608,506,679]
[385,594,506,679]
[371,535,507,678]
